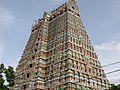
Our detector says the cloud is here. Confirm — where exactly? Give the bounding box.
[94,41,120,84]
[0,7,15,30]
[95,41,120,51]
[0,6,17,69]
[108,75,120,84]
[0,6,15,63]
[94,41,120,64]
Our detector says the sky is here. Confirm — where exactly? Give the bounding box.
[0,0,120,84]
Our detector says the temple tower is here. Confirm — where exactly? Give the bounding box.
[15,0,110,90]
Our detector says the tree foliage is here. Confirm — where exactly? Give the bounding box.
[0,78,5,89]
[110,84,120,90]
[0,63,15,90]
[0,63,4,73]
[5,66,15,87]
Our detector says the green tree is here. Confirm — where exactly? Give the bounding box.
[5,66,15,88]
[0,63,5,89]
[0,63,4,73]
[111,84,117,90]
[0,77,5,89]
[0,63,15,90]
[110,84,120,90]
[117,84,120,89]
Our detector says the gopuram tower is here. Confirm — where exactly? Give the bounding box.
[15,0,110,90]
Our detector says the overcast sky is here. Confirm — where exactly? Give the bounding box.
[0,0,120,84]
